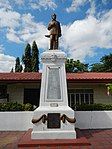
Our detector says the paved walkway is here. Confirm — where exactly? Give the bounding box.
[0,129,112,149]
[77,129,112,149]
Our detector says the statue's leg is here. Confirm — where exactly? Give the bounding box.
[54,35,58,49]
[53,40,55,50]
[50,35,53,50]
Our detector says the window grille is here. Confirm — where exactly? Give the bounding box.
[68,89,94,109]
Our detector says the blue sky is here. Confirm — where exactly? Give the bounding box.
[0,0,112,72]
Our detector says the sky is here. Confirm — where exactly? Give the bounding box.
[0,0,112,72]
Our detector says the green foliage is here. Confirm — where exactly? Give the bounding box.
[0,102,34,111]
[22,43,32,72]
[106,83,112,94]
[65,59,75,72]
[10,68,14,72]
[23,103,33,111]
[22,42,40,72]
[73,103,112,111]
[100,53,112,72]
[15,57,23,72]
[0,102,23,111]
[65,59,88,72]
[74,60,88,72]
[90,53,112,72]
[32,41,39,72]
[90,63,104,72]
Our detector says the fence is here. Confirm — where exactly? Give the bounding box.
[0,111,112,130]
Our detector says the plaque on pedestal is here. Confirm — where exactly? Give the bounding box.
[47,67,61,100]
[47,113,60,129]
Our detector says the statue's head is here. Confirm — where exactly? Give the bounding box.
[51,13,56,20]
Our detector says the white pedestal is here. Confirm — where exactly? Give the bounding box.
[31,50,76,139]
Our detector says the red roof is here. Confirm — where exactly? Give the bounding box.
[0,72,41,82]
[67,72,112,80]
[0,72,112,83]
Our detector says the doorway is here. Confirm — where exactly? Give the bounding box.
[24,88,40,107]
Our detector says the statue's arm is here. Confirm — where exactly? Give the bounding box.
[48,22,53,30]
[48,23,51,30]
[48,21,56,30]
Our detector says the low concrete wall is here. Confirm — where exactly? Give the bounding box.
[75,111,112,129]
[0,112,33,131]
[0,111,112,130]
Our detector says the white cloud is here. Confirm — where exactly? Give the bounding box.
[0,45,4,53]
[66,0,87,13]
[0,0,12,10]
[66,0,96,15]
[1,9,112,62]
[13,0,24,5]
[102,0,111,5]
[0,8,20,29]
[6,29,21,43]
[20,25,48,49]
[61,10,112,61]
[30,0,57,10]
[0,1,56,46]
[0,54,15,72]
[87,0,96,16]
[0,45,15,72]
[0,0,24,10]
[0,10,48,47]
[19,13,48,49]
[0,8,22,43]
[21,13,37,30]
[0,0,57,10]
[0,1,111,64]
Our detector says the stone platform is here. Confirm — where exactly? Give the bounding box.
[18,129,91,148]
[1,129,112,148]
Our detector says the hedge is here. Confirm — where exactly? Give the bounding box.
[74,103,112,111]
[0,102,112,111]
[0,102,34,111]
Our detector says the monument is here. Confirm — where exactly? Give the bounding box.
[31,14,76,139]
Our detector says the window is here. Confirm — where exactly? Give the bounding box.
[68,89,94,108]
[24,89,40,107]
[0,85,7,99]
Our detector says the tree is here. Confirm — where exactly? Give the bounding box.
[74,60,88,72]
[90,53,112,72]
[15,57,23,72]
[32,41,39,72]
[65,59,88,72]
[65,59,75,72]
[106,84,112,96]
[90,63,104,72]
[10,68,14,72]
[22,43,32,72]
[100,53,112,72]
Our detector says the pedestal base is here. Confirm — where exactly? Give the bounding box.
[18,129,91,148]
[31,106,76,139]
[32,130,76,139]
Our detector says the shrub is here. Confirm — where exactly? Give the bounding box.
[23,103,34,111]
[0,102,34,111]
[74,103,112,111]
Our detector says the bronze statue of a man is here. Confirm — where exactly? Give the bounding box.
[45,13,61,50]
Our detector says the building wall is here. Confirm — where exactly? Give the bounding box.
[94,85,112,104]
[7,83,40,104]
[7,84,23,103]
[67,82,112,104]
[6,82,112,104]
